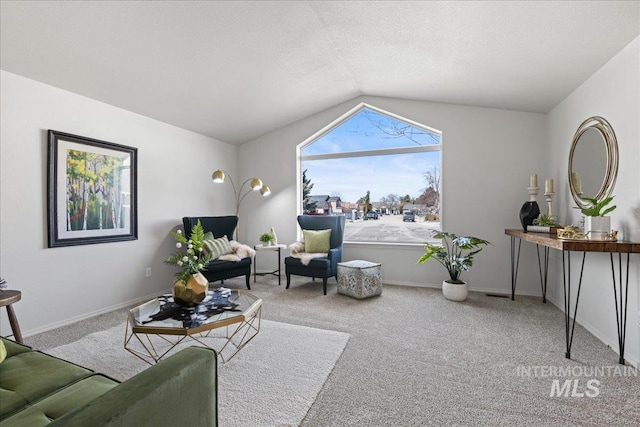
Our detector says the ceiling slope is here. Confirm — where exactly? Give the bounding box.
[1,1,638,144]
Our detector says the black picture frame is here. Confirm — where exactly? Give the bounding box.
[47,130,138,247]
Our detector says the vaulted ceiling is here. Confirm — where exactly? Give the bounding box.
[1,1,638,144]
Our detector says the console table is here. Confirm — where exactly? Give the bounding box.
[505,229,639,365]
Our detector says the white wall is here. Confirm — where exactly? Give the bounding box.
[239,95,547,295]
[546,36,640,366]
[0,71,237,336]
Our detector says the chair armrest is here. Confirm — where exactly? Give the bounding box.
[328,247,342,261]
[51,347,218,427]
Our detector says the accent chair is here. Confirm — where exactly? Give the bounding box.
[284,215,346,295]
[182,216,252,289]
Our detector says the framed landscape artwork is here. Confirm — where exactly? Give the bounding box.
[47,130,138,247]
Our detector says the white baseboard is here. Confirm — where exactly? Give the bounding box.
[22,289,170,338]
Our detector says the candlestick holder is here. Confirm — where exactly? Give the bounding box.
[519,186,540,231]
[544,190,555,218]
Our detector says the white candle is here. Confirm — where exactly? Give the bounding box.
[545,179,554,193]
[530,174,538,188]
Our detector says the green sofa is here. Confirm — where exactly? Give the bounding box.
[0,337,218,426]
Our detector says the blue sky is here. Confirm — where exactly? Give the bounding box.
[302,109,441,203]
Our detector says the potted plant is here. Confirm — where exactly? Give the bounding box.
[533,214,561,227]
[579,196,616,240]
[259,232,274,246]
[417,231,490,301]
[164,219,212,306]
[529,214,563,234]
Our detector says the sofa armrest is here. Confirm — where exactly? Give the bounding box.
[50,346,218,427]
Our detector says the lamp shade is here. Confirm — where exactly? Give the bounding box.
[212,170,225,183]
[260,185,271,196]
[250,178,262,190]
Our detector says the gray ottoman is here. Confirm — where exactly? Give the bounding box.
[337,260,382,299]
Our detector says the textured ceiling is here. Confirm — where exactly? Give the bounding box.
[1,1,639,144]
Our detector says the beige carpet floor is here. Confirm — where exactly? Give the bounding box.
[27,276,640,426]
[46,319,349,427]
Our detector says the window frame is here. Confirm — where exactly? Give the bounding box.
[296,103,443,246]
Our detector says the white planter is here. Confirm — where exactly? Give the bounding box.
[442,280,468,302]
[584,216,610,240]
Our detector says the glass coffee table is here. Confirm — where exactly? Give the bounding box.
[125,289,261,364]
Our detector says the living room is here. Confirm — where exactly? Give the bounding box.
[1,1,639,425]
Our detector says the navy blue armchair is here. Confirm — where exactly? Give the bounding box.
[182,216,251,289]
[284,215,346,295]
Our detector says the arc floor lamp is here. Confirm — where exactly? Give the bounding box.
[211,169,270,241]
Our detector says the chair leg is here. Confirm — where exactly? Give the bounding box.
[322,278,327,295]
[286,273,291,289]
[245,274,251,290]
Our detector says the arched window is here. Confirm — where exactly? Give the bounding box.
[298,104,442,244]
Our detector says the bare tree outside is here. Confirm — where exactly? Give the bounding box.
[362,109,440,146]
[300,107,441,243]
[416,165,440,214]
[379,193,400,206]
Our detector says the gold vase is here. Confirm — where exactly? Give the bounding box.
[173,272,208,306]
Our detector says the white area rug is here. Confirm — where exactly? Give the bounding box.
[48,319,350,427]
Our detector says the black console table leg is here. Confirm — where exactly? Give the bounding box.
[562,251,586,360]
[610,253,630,365]
[535,245,549,303]
[510,237,522,300]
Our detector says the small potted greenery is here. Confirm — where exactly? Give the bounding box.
[530,214,563,234]
[417,231,490,301]
[259,232,274,246]
[579,196,616,240]
[533,214,561,227]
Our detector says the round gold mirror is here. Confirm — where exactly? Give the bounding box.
[568,116,618,209]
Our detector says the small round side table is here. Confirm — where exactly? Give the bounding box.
[0,290,23,343]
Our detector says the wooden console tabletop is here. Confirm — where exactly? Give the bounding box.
[505,228,639,365]
[505,229,640,253]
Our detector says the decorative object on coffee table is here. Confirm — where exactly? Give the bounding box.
[172,272,208,307]
[165,219,212,306]
[337,260,382,299]
[519,174,540,231]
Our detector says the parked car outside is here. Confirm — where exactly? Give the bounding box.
[402,210,415,222]
[365,211,379,220]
